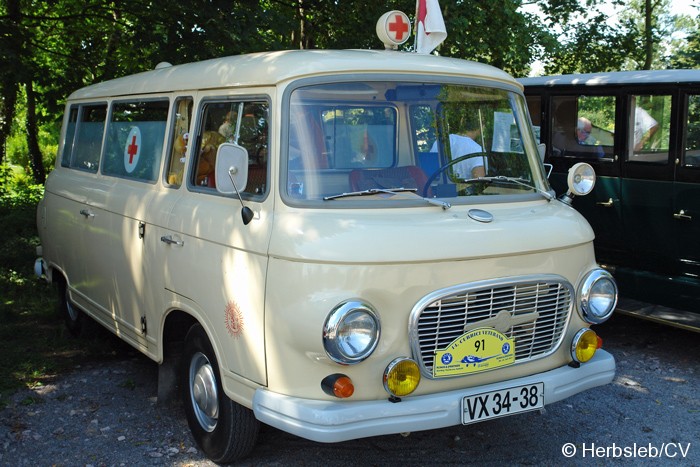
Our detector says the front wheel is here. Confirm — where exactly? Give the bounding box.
[57,278,94,337]
[181,324,259,463]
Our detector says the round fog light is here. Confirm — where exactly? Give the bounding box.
[383,358,420,397]
[571,328,599,363]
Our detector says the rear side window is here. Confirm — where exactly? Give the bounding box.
[165,97,193,187]
[102,100,169,182]
[61,104,107,172]
[627,94,670,163]
[685,94,700,168]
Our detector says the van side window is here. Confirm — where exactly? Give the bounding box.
[628,95,670,163]
[166,97,193,187]
[60,107,79,168]
[684,94,700,168]
[551,96,614,159]
[193,100,269,196]
[102,100,169,182]
[63,104,107,172]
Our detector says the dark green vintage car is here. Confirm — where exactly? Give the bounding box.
[520,70,700,332]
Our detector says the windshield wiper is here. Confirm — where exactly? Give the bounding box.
[459,175,554,201]
[324,187,451,209]
[323,187,418,201]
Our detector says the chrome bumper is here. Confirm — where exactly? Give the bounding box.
[252,350,615,443]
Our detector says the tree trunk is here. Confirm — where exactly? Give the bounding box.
[25,80,46,184]
[1,0,22,165]
[643,0,654,70]
[0,82,18,166]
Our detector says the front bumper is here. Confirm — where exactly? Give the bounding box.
[252,349,615,443]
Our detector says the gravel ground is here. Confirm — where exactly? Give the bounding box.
[0,313,698,466]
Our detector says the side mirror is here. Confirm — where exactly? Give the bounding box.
[215,143,254,225]
[215,143,249,194]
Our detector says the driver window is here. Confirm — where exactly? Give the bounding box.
[192,100,269,196]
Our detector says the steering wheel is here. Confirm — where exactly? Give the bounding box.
[422,152,488,197]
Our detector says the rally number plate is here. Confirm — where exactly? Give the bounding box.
[461,382,544,424]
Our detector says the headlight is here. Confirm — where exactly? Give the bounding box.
[578,269,617,324]
[323,300,380,364]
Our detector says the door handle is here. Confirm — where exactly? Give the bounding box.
[79,209,95,218]
[596,198,614,208]
[160,235,184,246]
[673,210,692,221]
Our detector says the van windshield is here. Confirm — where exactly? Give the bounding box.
[284,81,547,204]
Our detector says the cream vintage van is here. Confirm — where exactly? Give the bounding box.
[35,17,617,463]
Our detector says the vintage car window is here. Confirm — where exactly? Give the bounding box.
[63,104,107,172]
[285,81,545,204]
[627,94,671,163]
[684,94,700,168]
[165,97,193,187]
[525,95,542,143]
[192,100,269,196]
[102,100,169,182]
[550,95,615,160]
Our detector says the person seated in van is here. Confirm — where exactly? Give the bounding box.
[431,113,486,179]
[575,117,604,157]
[219,111,234,141]
[196,130,225,186]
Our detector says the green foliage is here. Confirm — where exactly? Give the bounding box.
[0,174,127,400]
[0,164,44,208]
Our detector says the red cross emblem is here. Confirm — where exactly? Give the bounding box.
[127,135,139,163]
[388,14,409,42]
[123,127,141,173]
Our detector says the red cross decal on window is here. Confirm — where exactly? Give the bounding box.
[388,14,409,42]
[127,135,139,163]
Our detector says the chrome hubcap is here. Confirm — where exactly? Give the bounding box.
[189,352,219,432]
[65,291,79,322]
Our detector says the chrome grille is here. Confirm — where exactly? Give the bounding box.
[409,276,573,378]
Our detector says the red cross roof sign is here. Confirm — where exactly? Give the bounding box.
[123,127,141,174]
[376,11,411,49]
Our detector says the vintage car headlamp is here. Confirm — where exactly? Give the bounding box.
[571,328,600,363]
[323,300,380,364]
[560,162,596,204]
[383,357,421,397]
[567,162,596,196]
[578,269,618,324]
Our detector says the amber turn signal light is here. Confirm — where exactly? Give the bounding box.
[321,374,355,398]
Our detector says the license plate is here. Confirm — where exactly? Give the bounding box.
[461,383,544,424]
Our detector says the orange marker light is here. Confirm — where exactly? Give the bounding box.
[321,374,355,399]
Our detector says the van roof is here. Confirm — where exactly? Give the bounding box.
[518,69,700,88]
[68,49,519,100]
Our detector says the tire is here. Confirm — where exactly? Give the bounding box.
[181,324,259,463]
[57,278,93,337]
